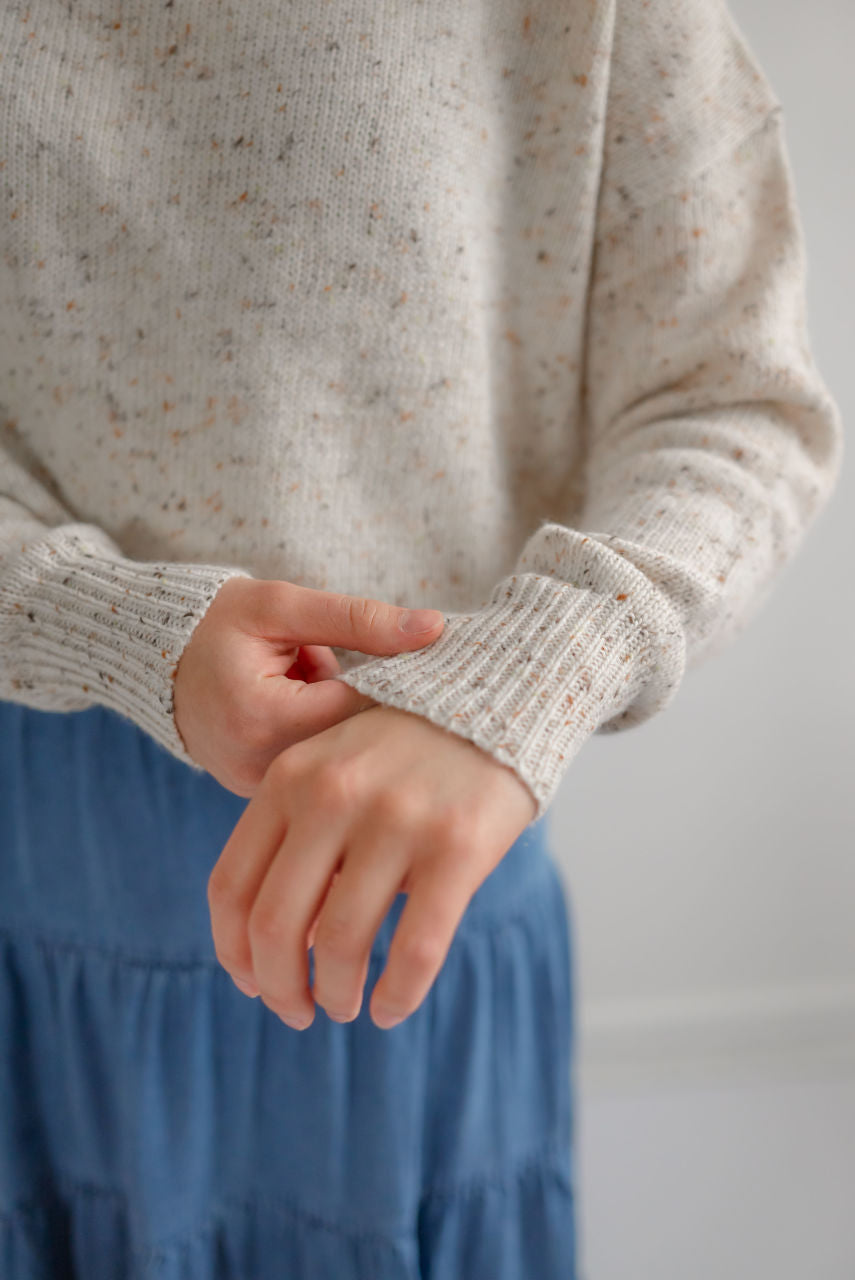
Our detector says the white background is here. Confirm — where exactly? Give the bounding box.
[547,1,855,1275]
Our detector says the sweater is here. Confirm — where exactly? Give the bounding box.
[0,0,844,822]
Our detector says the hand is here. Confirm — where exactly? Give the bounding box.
[207,703,538,1029]
[172,575,444,796]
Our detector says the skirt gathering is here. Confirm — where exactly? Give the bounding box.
[0,699,578,1278]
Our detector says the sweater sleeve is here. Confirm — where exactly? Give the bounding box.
[0,442,254,766]
[334,70,844,820]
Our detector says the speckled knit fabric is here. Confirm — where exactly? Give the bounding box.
[0,1,843,820]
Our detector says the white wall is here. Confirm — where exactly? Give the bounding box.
[548,1,855,1273]
[550,0,855,1094]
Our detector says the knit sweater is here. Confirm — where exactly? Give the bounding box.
[0,1,843,822]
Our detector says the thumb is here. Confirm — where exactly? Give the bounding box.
[267,584,444,656]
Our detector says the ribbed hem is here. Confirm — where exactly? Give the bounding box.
[335,561,685,822]
[0,524,254,767]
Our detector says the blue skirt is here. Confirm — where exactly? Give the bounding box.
[0,699,577,1278]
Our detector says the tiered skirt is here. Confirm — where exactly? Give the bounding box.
[0,700,577,1278]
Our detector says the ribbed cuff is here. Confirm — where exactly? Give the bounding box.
[335,569,683,821]
[0,524,255,767]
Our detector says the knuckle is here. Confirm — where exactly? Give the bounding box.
[347,595,379,631]
[250,579,292,635]
[314,912,362,964]
[307,758,364,809]
[207,865,239,913]
[426,807,477,852]
[370,787,424,829]
[266,748,304,789]
[322,592,353,630]
[397,932,445,977]
[247,902,283,947]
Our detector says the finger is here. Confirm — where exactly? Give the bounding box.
[311,832,409,1023]
[251,581,443,656]
[248,808,349,1029]
[208,774,300,994]
[369,856,478,1029]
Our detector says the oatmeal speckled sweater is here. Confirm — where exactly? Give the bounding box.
[0,1,844,820]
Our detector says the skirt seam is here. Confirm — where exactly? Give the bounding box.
[418,1135,572,1207]
[0,863,560,972]
[1,1174,415,1262]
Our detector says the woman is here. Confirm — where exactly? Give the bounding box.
[0,1,842,1275]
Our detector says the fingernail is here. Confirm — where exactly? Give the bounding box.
[372,1005,404,1029]
[400,609,442,635]
[281,1012,313,1030]
[233,977,259,998]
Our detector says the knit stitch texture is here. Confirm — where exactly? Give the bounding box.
[0,0,843,819]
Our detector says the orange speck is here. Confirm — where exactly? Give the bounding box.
[573,73,588,87]
[504,329,522,346]
[616,593,627,601]
[66,300,76,310]
[112,426,123,438]
[691,226,705,238]
[162,400,174,412]
[523,15,532,35]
